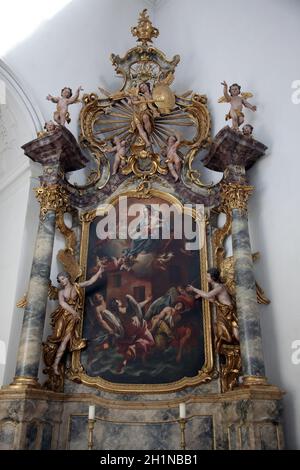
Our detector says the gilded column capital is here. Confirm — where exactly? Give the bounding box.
[220,182,254,212]
[34,184,69,220]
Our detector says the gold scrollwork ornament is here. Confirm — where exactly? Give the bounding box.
[35,184,69,220]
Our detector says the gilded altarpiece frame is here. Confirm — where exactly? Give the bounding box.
[69,190,214,393]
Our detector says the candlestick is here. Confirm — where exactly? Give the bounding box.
[88,418,96,450]
[179,418,186,450]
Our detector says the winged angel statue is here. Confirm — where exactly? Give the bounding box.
[217,253,270,351]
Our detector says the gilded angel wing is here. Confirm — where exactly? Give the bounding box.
[219,253,271,304]
[241,92,253,100]
[219,256,236,298]
[255,283,270,305]
[252,252,271,304]
[176,90,192,99]
[57,249,82,283]
[125,294,143,322]
[218,96,231,104]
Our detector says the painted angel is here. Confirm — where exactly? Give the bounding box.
[89,293,125,353]
[108,294,154,373]
[218,81,257,129]
[144,286,194,362]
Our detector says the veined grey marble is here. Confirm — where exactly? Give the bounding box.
[15,211,56,378]
[232,209,265,378]
[14,127,87,383]
[0,388,284,450]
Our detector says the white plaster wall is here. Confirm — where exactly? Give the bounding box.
[0,81,42,385]
[4,0,153,137]
[154,0,300,449]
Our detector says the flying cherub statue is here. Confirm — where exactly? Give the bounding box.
[46,86,83,126]
[218,81,257,129]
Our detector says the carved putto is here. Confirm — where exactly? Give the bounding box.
[46,85,83,126]
[218,81,256,129]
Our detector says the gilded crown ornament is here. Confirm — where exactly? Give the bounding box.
[131,9,159,45]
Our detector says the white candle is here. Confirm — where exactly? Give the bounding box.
[88,405,95,420]
[179,403,186,419]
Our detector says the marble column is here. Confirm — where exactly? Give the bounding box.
[13,174,69,388]
[14,209,57,384]
[222,182,267,385]
[204,127,269,386]
[11,127,87,389]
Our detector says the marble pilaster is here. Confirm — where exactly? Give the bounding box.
[12,127,87,388]
[15,210,57,380]
[205,127,268,385]
[231,207,266,380]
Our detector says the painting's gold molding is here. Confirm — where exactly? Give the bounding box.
[70,188,213,394]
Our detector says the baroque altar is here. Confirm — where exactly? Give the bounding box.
[0,10,284,450]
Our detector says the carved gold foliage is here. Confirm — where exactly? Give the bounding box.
[80,210,97,224]
[122,149,168,179]
[48,282,58,300]
[219,344,242,392]
[56,210,77,253]
[42,340,64,392]
[35,184,69,220]
[220,182,253,212]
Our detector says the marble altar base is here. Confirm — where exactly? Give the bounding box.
[0,383,284,450]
